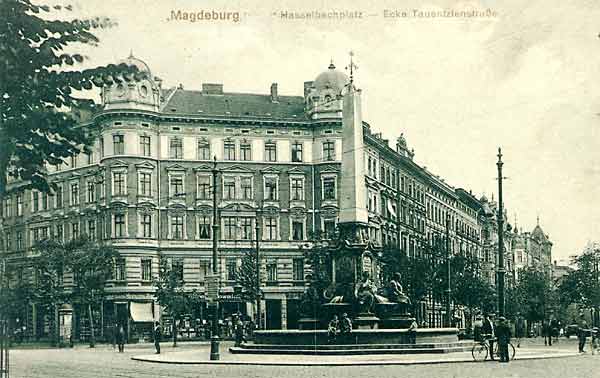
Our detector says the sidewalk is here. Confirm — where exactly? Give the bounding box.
[131,341,581,366]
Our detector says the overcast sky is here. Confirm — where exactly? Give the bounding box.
[57,0,600,262]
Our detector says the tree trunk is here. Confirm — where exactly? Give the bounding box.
[88,303,95,348]
[54,304,59,347]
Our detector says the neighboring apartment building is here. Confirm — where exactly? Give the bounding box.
[0,55,532,337]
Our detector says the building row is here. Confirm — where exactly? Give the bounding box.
[0,55,552,340]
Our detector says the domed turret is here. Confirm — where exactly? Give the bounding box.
[305,61,349,120]
[103,53,160,111]
[313,62,349,94]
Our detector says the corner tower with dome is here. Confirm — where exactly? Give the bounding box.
[1,54,528,342]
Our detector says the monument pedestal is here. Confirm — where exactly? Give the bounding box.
[354,313,379,330]
[380,313,416,329]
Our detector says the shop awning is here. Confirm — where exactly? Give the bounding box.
[130,302,154,322]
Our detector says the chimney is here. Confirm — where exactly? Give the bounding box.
[202,83,223,95]
[270,83,278,103]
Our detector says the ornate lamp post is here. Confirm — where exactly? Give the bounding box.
[445,213,452,327]
[496,148,505,317]
[254,205,262,330]
[209,157,220,361]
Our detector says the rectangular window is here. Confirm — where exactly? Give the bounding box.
[291,178,303,201]
[197,216,211,239]
[141,214,152,238]
[226,259,237,281]
[70,183,79,205]
[113,172,126,196]
[170,176,184,198]
[139,172,152,196]
[292,258,304,281]
[87,181,95,203]
[3,198,10,218]
[114,258,126,281]
[71,222,79,239]
[16,194,23,216]
[87,152,94,165]
[240,142,251,161]
[141,259,152,281]
[240,217,253,240]
[291,142,303,162]
[224,141,236,160]
[41,192,48,210]
[140,136,151,157]
[241,177,252,200]
[267,262,277,282]
[197,140,210,160]
[70,155,77,169]
[223,217,237,240]
[264,177,278,201]
[55,224,63,241]
[113,135,124,155]
[172,258,184,281]
[170,137,183,159]
[323,141,335,161]
[171,215,184,240]
[322,177,336,200]
[223,177,236,200]
[32,191,39,212]
[264,217,277,240]
[197,176,211,199]
[5,233,10,251]
[324,220,336,239]
[16,231,23,250]
[292,220,304,241]
[87,219,96,240]
[265,142,277,162]
[114,214,125,237]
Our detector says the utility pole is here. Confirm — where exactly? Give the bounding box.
[209,157,220,361]
[445,213,452,327]
[497,148,505,317]
[255,203,262,330]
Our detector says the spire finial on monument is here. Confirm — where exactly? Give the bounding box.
[345,51,358,84]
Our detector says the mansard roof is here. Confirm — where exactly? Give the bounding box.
[162,89,306,120]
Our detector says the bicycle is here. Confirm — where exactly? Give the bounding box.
[472,336,516,362]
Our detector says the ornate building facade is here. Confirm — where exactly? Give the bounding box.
[0,55,548,337]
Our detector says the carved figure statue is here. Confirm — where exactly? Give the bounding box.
[354,271,387,313]
[386,272,411,305]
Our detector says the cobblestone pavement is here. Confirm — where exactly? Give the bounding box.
[9,338,600,378]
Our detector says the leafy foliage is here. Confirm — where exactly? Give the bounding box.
[0,0,143,196]
[235,250,259,302]
[511,266,556,322]
[153,256,201,346]
[559,245,600,311]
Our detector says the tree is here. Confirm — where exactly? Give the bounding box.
[69,237,119,347]
[235,250,259,302]
[380,245,434,321]
[154,257,200,347]
[31,238,73,345]
[559,244,600,325]
[0,0,143,197]
[512,267,556,328]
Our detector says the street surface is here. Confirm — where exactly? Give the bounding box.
[9,338,599,378]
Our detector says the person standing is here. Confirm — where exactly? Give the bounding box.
[496,316,511,363]
[577,318,588,353]
[408,319,418,344]
[116,325,125,353]
[515,313,525,348]
[233,315,245,347]
[482,314,495,360]
[153,322,162,354]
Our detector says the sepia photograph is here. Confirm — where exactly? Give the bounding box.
[1,0,599,377]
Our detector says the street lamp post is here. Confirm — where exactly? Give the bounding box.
[254,205,262,330]
[496,148,506,317]
[209,157,220,361]
[445,214,452,328]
